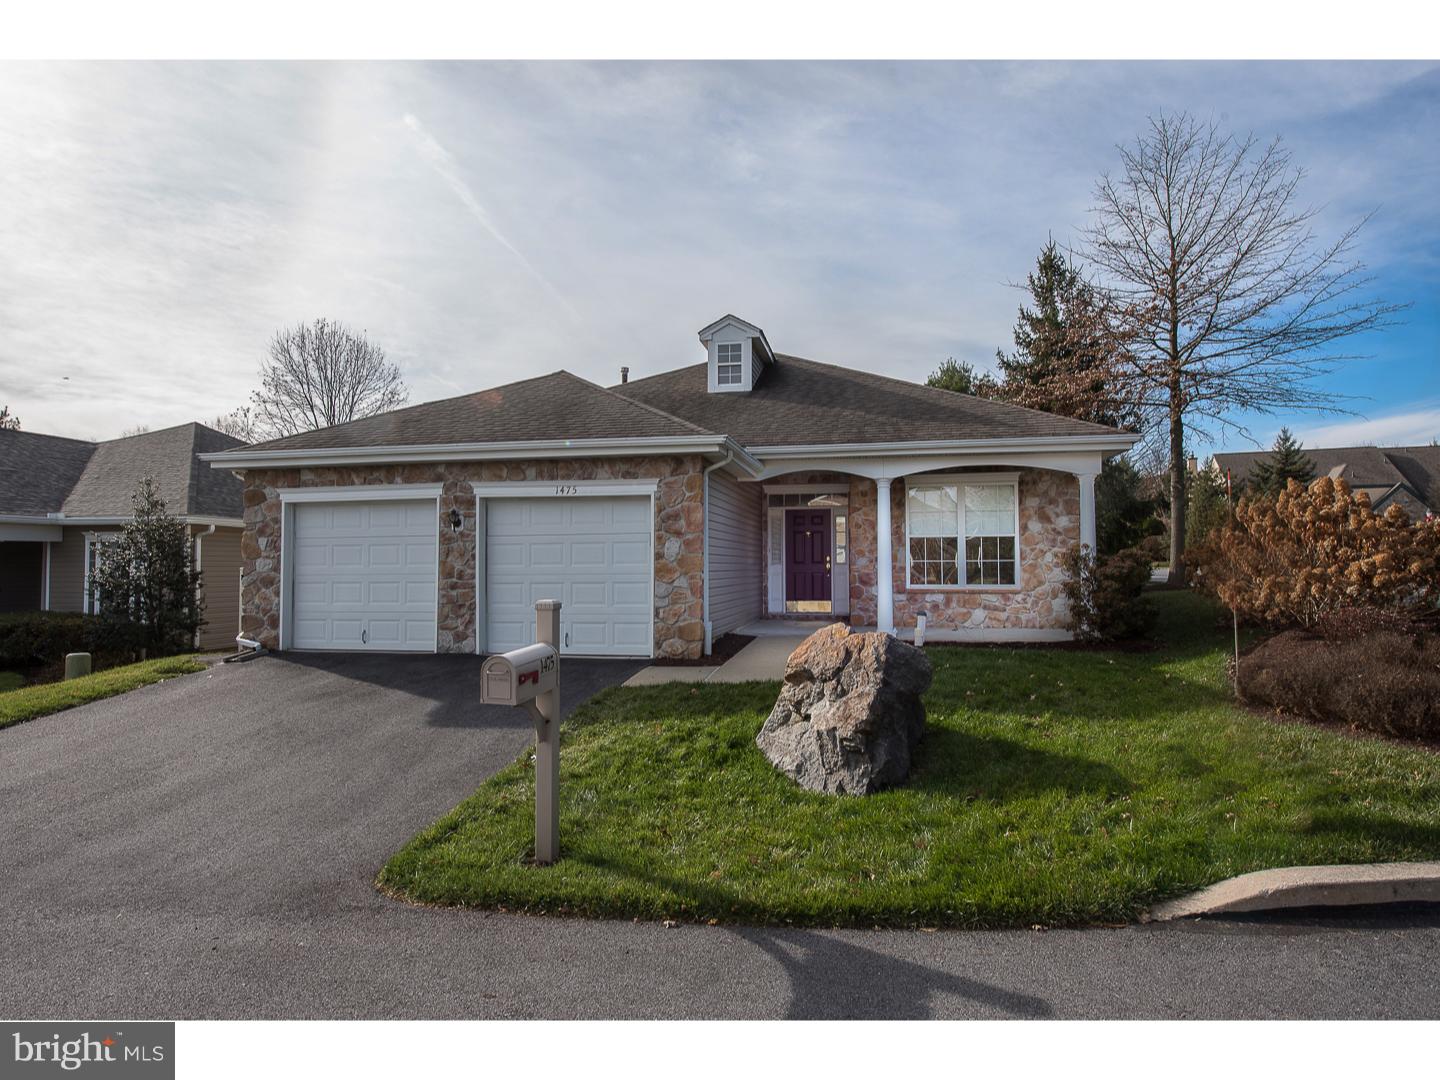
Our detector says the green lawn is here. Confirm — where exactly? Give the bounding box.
[0,672,24,693]
[379,591,1440,928]
[0,656,205,730]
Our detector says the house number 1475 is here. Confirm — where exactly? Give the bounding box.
[553,484,579,496]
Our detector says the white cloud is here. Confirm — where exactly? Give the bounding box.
[1293,405,1440,448]
[0,61,1435,441]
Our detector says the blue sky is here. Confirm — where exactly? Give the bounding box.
[1,60,1436,450]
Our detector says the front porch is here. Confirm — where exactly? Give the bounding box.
[735,448,1102,643]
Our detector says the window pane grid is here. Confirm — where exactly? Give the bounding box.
[907,479,1017,588]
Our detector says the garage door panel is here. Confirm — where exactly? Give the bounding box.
[570,581,608,606]
[485,495,652,658]
[290,499,437,652]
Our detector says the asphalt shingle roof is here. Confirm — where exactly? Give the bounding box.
[218,355,1125,460]
[613,354,1124,446]
[238,371,710,453]
[0,430,96,516]
[1212,444,1439,513]
[0,423,244,519]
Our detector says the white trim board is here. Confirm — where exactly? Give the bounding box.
[277,484,445,503]
[470,480,659,499]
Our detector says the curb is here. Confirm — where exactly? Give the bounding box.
[1147,861,1440,921]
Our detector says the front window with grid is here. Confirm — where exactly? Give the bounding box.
[716,342,743,385]
[905,479,1018,587]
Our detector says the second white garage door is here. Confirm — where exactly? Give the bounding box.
[290,500,438,651]
[485,496,652,658]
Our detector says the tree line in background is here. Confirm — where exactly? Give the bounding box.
[928,110,1401,584]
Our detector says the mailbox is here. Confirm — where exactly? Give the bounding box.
[481,643,558,707]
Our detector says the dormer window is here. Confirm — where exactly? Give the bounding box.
[716,342,743,386]
[699,314,775,395]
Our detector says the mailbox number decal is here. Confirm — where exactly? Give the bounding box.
[554,484,579,496]
[517,654,558,686]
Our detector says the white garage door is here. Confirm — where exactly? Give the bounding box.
[290,500,438,651]
[486,496,652,658]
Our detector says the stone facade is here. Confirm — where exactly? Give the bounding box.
[237,455,706,659]
[845,467,1079,633]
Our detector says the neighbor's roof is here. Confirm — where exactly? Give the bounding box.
[0,423,245,519]
[1212,444,1439,513]
[0,430,97,516]
[228,370,710,453]
[613,354,1125,447]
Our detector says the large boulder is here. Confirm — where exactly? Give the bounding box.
[756,623,933,795]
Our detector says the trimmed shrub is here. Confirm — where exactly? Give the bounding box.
[0,610,136,671]
[1191,476,1440,629]
[1062,545,1156,642]
[1239,628,1440,742]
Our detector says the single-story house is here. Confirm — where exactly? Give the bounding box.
[1211,444,1439,519]
[0,422,246,649]
[204,315,1138,660]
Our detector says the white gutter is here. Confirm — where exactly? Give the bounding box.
[746,433,1140,458]
[202,436,763,476]
[700,450,734,655]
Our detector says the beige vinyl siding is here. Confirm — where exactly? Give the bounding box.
[707,470,764,638]
[195,525,242,650]
[46,526,97,612]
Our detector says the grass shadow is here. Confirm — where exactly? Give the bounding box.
[910,728,1134,801]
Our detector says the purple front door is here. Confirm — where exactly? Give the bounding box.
[785,509,832,604]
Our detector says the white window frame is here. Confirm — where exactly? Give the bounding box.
[903,472,1021,591]
[716,341,743,386]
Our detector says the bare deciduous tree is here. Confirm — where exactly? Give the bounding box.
[0,405,19,431]
[210,406,259,443]
[1083,112,1401,584]
[251,319,408,439]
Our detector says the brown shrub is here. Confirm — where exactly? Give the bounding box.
[1190,476,1440,629]
[1238,629,1440,742]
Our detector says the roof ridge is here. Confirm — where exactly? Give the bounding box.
[562,370,717,437]
[772,353,1127,435]
[610,361,707,391]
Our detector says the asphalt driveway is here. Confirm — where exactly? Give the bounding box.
[1,655,1437,1019]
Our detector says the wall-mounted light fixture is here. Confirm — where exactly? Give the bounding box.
[448,509,463,531]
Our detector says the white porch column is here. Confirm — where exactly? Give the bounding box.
[875,476,895,634]
[1077,471,1098,554]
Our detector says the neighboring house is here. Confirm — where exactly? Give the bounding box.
[1211,444,1440,519]
[0,423,246,649]
[205,315,1138,660]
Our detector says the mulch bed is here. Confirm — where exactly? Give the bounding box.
[650,632,755,667]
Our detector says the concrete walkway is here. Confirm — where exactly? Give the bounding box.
[624,635,807,686]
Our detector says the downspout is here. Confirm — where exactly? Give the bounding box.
[194,524,216,649]
[701,451,734,656]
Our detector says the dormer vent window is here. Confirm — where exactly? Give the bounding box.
[716,342,743,386]
[698,314,774,395]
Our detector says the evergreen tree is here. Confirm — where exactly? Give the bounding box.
[1186,462,1232,548]
[1095,457,1161,555]
[995,240,1124,427]
[925,357,999,397]
[89,477,202,655]
[1248,427,1316,496]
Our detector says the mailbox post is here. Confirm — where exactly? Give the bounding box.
[479,599,562,864]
